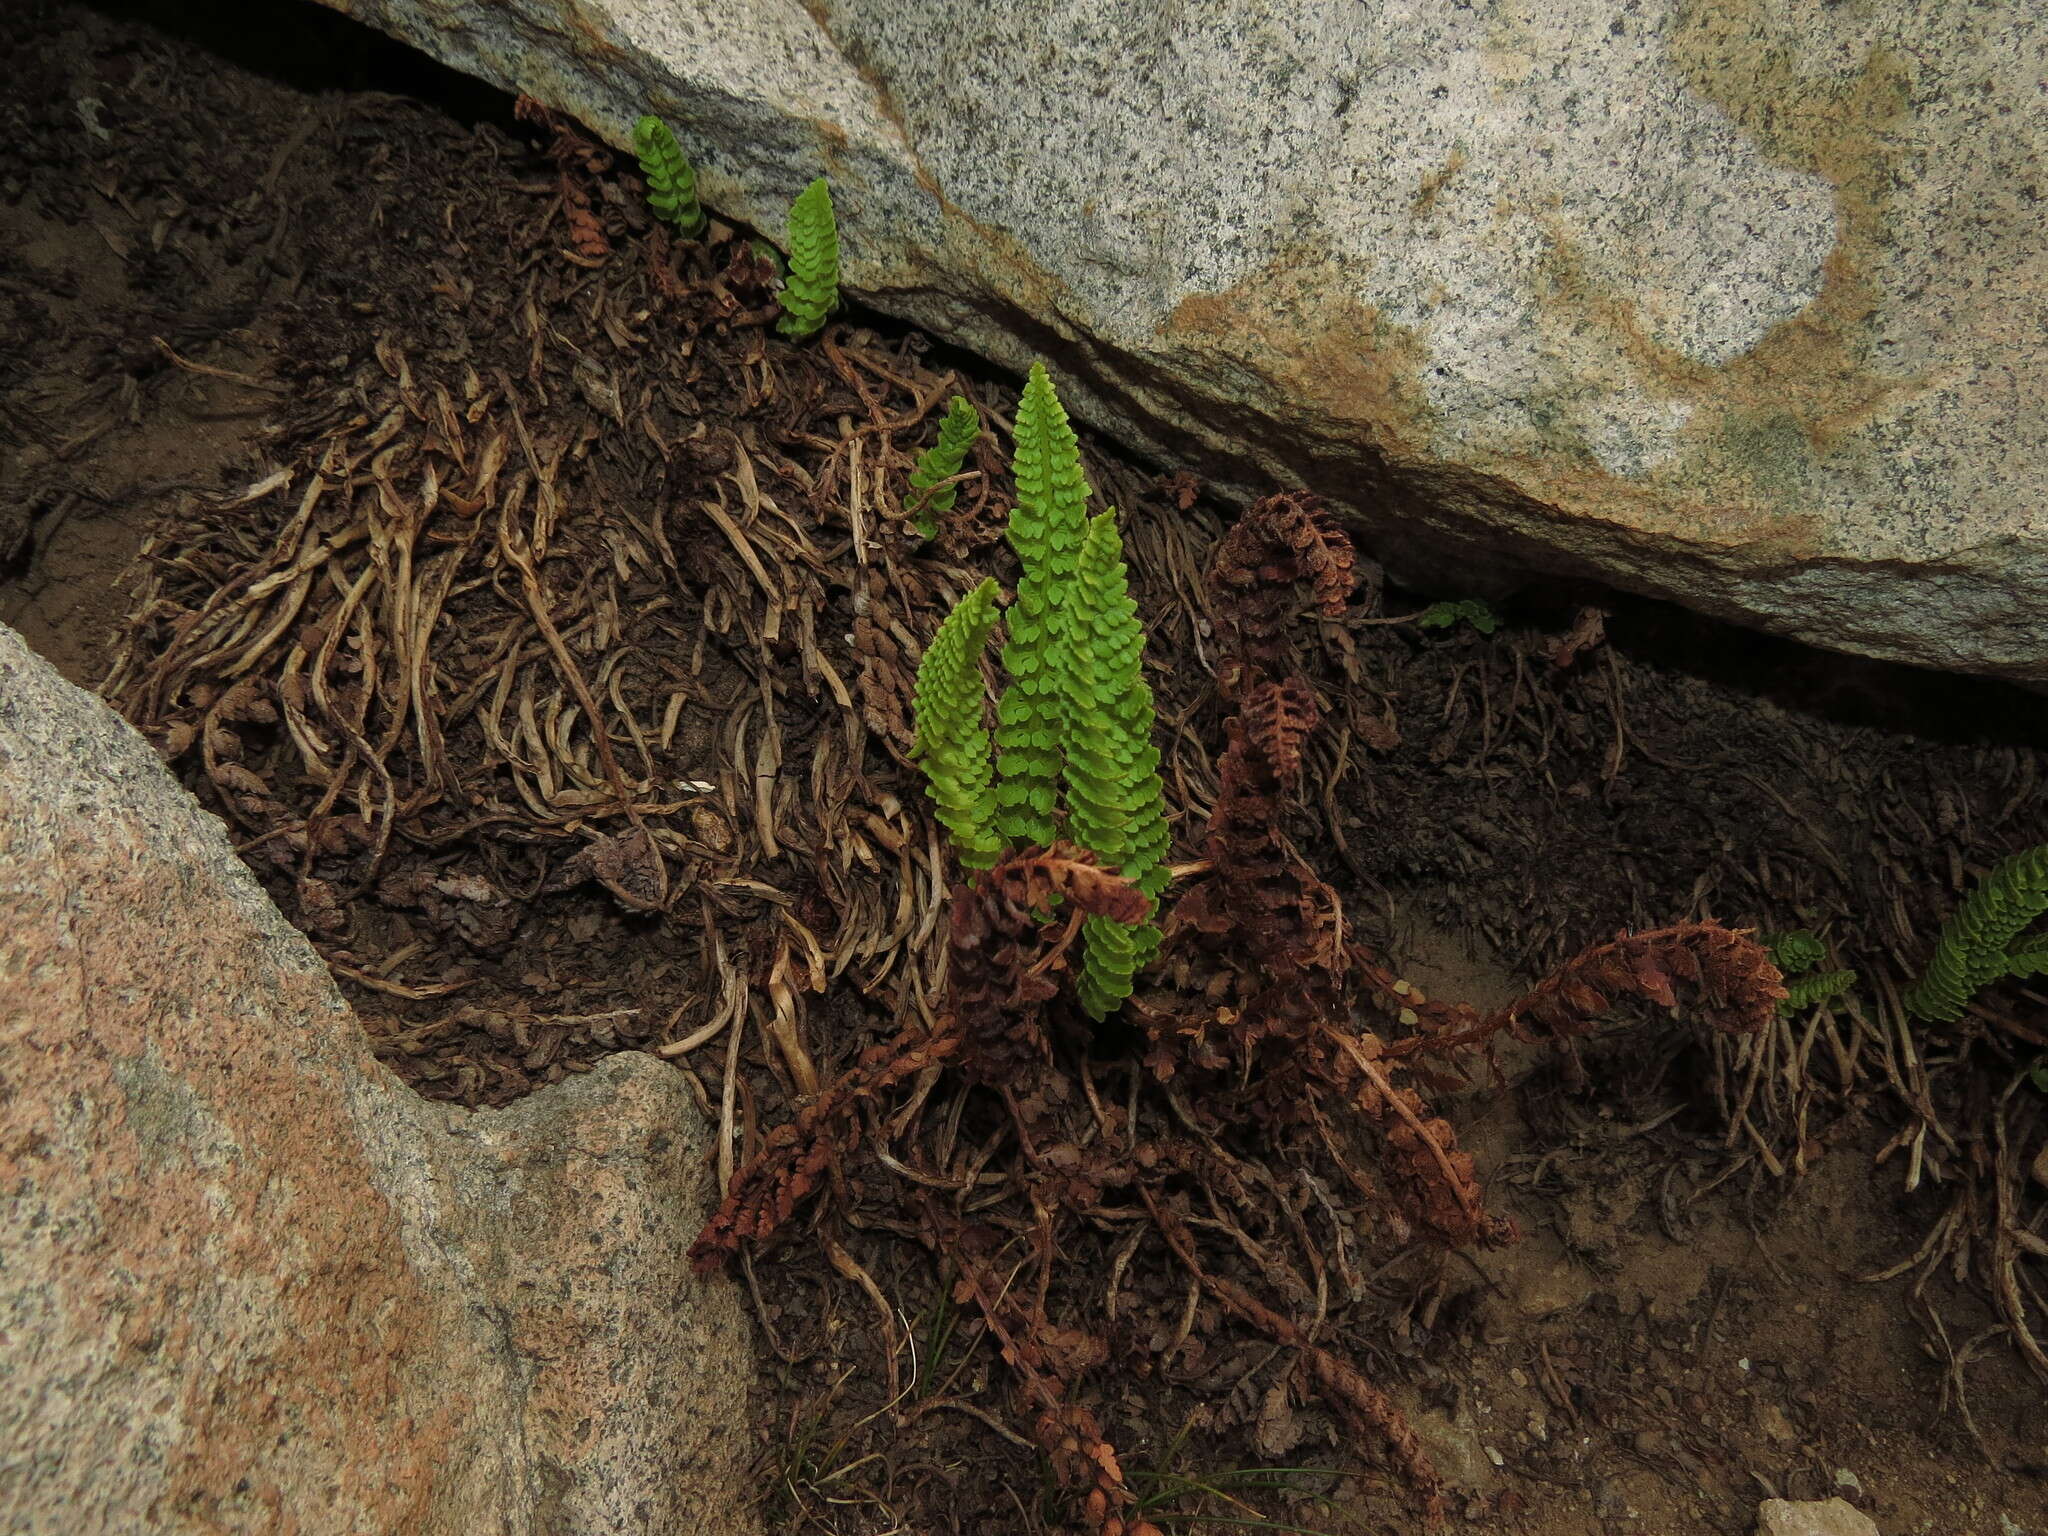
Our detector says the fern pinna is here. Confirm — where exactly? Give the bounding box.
[776,177,840,339]
[632,115,707,238]
[910,363,1169,1020]
[1906,842,2048,1022]
[905,395,981,538]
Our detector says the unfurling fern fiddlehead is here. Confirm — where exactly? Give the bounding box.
[1906,842,2048,1022]
[1063,511,1171,1019]
[776,177,840,340]
[995,361,1092,848]
[910,577,1006,870]
[906,396,982,539]
[632,115,707,238]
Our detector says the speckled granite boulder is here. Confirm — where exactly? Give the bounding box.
[324,0,2044,680]
[0,625,754,1536]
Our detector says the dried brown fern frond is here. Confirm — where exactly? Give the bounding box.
[950,844,1147,1084]
[688,1021,960,1274]
[1486,920,1785,1044]
[1141,1186,1446,1524]
[1207,490,1356,698]
[941,1216,1163,1536]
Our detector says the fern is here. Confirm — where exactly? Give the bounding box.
[906,396,982,539]
[776,177,840,340]
[1064,511,1170,1019]
[1780,969,1856,1013]
[908,365,1169,1015]
[1906,843,2048,1022]
[1764,929,1856,1013]
[994,361,1093,847]
[1765,930,1826,975]
[910,578,1006,870]
[1418,598,1498,635]
[632,115,706,238]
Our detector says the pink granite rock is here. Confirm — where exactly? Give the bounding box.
[0,625,754,1535]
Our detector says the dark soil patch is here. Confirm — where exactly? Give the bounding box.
[4,5,2045,1535]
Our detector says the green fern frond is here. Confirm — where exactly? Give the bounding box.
[1065,510,1170,1020]
[1780,969,1856,1013]
[1765,930,1826,976]
[632,115,707,238]
[776,177,840,340]
[994,361,1093,847]
[911,578,1006,869]
[1906,843,2048,1022]
[1418,598,1498,635]
[906,396,981,539]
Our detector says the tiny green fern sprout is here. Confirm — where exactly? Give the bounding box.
[1063,510,1170,1020]
[1765,929,1855,1015]
[1780,969,1857,1014]
[906,396,982,539]
[911,577,1006,870]
[995,361,1094,847]
[1906,842,2048,1022]
[1765,930,1827,976]
[776,177,840,340]
[632,115,707,238]
[1418,597,1498,635]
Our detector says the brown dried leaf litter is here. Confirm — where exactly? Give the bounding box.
[96,92,2048,1533]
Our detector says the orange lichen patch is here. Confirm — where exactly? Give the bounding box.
[1164,252,1436,460]
[1463,20,1938,560]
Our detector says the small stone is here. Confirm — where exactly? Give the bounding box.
[1412,1410,1495,1492]
[1756,1497,1881,1536]
[1755,1400,1800,1444]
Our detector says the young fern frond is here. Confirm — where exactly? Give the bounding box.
[776,177,840,340]
[1906,842,2048,1022]
[1766,929,1856,1014]
[911,577,1006,869]
[1063,510,1170,1020]
[632,115,707,238]
[906,396,982,539]
[995,361,1093,847]
[1765,931,1826,976]
[1779,969,1856,1013]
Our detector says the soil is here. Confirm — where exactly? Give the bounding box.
[4,5,2045,1535]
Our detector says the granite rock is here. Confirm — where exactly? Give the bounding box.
[328,0,2047,680]
[0,625,754,1535]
